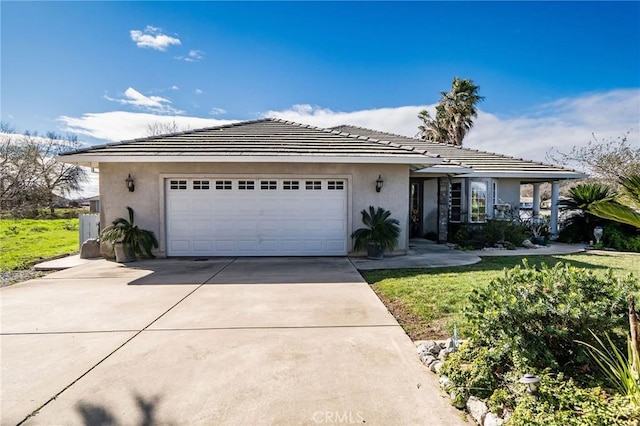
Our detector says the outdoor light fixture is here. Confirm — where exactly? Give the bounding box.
[519,373,541,395]
[375,175,384,192]
[593,226,603,245]
[125,174,135,192]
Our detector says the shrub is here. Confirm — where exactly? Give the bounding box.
[602,222,640,253]
[451,219,528,249]
[466,261,637,371]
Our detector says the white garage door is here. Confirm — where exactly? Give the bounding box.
[165,177,348,256]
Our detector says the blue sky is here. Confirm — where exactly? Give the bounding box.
[2,1,639,186]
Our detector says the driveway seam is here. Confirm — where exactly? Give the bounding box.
[17,257,238,425]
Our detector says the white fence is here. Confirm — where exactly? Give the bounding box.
[79,214,100,249]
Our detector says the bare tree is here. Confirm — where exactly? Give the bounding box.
[0,132,87,216]
[547,132,640,189]
[145,120,191,137]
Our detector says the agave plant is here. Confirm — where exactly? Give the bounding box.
[351,206,400,252]
[100,206,158,259]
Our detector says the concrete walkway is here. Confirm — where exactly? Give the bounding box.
[1,258,465,425]
[351,239,585,270]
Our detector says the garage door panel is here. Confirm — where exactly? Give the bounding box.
[166,178,347,256]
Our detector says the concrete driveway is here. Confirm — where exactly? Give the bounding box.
[1,257,465,425]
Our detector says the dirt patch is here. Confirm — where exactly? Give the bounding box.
[1,269,51,288]
[372,287,452,340]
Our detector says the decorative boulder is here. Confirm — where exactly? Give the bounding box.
[100,240,116,261]
[80,239,101,259]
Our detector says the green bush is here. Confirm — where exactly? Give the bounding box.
[466,261,637,371]
[507,373,640,425]
[451,219,528,249]
[602,222,640,253]
[440,261,640,424]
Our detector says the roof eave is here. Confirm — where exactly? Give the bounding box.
[57,154,444,166]
[454,171,588,179]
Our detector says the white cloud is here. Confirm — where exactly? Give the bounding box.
[263,89,640,165]
[104,87,183,115]
[194,89,204,95]
[175,49,204,62]
[210,107,227,116]
[57,111,236,142]
[171,85,179,91]
[57,88,639,172]
[130,25,181,51]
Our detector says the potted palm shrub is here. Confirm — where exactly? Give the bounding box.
[100,206,158,263]
[351,206,401,259]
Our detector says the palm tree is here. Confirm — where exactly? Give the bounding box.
[559,183,612,242]
[590,174,640,228]
[351,206,401,254]
[418,77,484,146]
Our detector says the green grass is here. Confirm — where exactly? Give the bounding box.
[361,252,640,340]
[0,218,80,271]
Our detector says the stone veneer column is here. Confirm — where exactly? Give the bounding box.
[438,177,450,243]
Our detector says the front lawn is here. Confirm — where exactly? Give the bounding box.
[0,218,79,271]
[362,251,640,340]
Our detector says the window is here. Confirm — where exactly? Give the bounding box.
[238,180,255,190]
[193,180,210,190]
[260,180,277,190]
[327,181,344,190]
[470,181,488,223]
[450,182,462,222]
[305,181,322,190]
[170,180,187,190]
[283,181,299,190]
[215,180,232,190]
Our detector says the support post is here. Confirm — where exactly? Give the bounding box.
[532,183,541,218]
[550,181,560,238]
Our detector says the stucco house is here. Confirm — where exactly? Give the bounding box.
[59,118,586,257]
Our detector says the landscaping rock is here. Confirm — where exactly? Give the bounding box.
[522,239,537,249]
[429,360,442,373]
[425,340,442,355]
[466,396,489,425]
[438,375,451,390]
[421,354,437,366]
[80,239,101,259]
[484,412,505,426]
[450,391,467,409]
[100,240,115,261]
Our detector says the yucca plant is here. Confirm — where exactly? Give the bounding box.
[578,331,640,406]
[100,206,158,260]
[351,206,400,259]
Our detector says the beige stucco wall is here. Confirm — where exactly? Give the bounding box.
[493,178,521,216]
[99,162,410,256]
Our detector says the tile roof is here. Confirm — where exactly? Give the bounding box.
[330,125,587,180]
[59,118,441,166]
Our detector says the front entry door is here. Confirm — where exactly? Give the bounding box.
[409,180,423,238]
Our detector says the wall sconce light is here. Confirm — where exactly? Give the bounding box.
[125,174,135,192]
[375,175,384,193]
[519,373,541,396]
